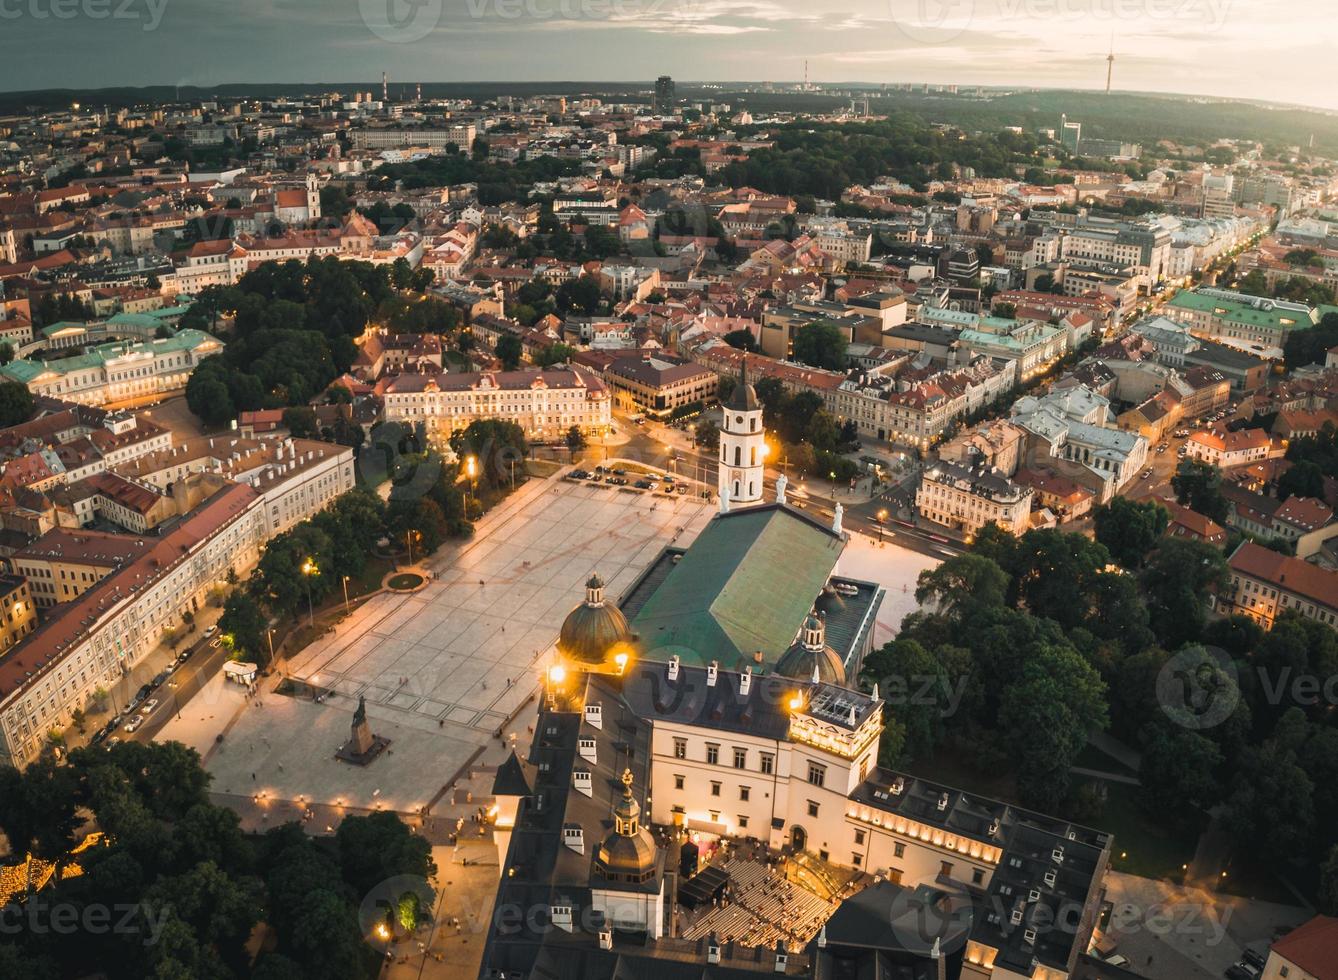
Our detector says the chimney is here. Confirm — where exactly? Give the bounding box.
[739,665,752,696]
[706,660,718,687]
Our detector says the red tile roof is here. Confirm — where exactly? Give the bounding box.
[1229,542,1338,613]
[1270,915,1338,980]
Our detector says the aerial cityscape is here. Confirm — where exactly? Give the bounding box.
[1,5,1337,980]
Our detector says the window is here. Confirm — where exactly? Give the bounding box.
[940,861,954,877]
[894,842,905,858]
[739,786,750,802]
[710,781,721,797]
[760,753,774,775]
[852,853,862,867]
[706,743,719,765]
[673,737,686,759]
[738,815,749,829]
[674,774,684,790]
[972,868,985,886]
[854,829,865,845]
[807,762,826,787]
[807,800,819,818]
[733,747,747,769]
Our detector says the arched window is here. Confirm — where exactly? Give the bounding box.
[749,447,756,466]
[733,480,740,498]
[750,417,757,431]
[734,446,741,466]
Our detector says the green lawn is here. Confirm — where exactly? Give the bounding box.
[1093,781,1197,881]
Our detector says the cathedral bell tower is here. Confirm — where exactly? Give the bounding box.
[718,363,765,508]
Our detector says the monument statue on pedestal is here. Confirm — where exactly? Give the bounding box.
[336,694,391,765]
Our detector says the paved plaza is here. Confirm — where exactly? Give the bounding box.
[836,532,941,645]
[163,474,716,814]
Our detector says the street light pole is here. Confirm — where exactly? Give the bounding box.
[300,559,317,628]
[342,575,350,614]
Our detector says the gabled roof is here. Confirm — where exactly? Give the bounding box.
[630,504,843,669]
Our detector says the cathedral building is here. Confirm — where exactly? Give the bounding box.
[483,375,1112,980]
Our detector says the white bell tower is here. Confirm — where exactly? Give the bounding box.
[305,171,321,221]
[718,367,765,508]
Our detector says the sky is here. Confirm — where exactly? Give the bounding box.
[1,0,1335,111]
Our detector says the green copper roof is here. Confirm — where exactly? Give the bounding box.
[630,504,843,670]
[1165,290,1317,331]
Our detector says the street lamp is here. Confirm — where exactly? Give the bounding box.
[341,575,350,614]
[301,558,318,628]
[465,455,479,518]
[876,508,887,543]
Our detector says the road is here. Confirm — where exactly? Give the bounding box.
[92,628,235,749]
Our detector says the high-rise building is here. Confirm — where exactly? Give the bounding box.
[653,75,675,113]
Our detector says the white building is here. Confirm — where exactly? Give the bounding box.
[382,367,612,442]
[917,459,1035,536]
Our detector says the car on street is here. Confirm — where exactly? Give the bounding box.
[105,737,121,750]
[204,625,218,637]
[1225,963,1260,980]
[140,699,159,715]
[123,717,143,734]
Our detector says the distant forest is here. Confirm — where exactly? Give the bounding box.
[3,82,1336,157]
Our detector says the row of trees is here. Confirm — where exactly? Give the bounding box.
[0,742,431,978]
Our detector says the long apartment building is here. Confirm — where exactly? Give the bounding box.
[0,484,266,767]
[1163,287,1335,350]
[1217,541,1338,630]
[381,367,612,441]
[0,330,224,406]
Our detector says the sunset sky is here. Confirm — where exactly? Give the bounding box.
[2,0,1334,111]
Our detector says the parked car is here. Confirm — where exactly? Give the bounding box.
[135,684,152,701]
[105,737,121,750]
[1241,946,1267,970]
[123,717,143,734]
[151,671,169,687]
[140,699,159,715]
[1225,963,1259,980]
[204,625,218,637]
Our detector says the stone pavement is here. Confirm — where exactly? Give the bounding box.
[160,469,713,819]
[1101,871,1309,979]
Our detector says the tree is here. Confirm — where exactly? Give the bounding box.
[999,643,1108,811]
[791,320,848,371]
[495,333,523,371]
[387,497,448,555]
[1225,724,1315,864]
[282,406,319,439]
[0,381,34,427]
[992,301,1017,319]
[724,329,758,352]
[1009,529,1112,631]
[694,419,720,451]
[1320,846,1338,916]
[533,343,576,367]
[219,592,268,665]
[565,425,586,452]
[1277,460,1325,502]
[334,810,436,898]
[1171,459,1229,524]
[1138,723,1223,832]
[1141,538,1229,648]
[0,341,13,365]
[1093,497,1169,568]
[914,553,1009,616]
[857,639,949,763]
[450,419,528,490]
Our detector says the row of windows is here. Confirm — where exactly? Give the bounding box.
[671,738,828,784]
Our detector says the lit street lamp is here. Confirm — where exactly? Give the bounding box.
[465,455,479,519]
[301,558,318,627]
[342,575,351,614]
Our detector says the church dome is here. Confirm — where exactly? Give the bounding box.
[595,770,660,883]
[558,574,632,666]
[814,584,847,617]
[775,613,846,686]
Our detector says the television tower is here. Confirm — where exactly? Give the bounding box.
[1105,37,1115,94]
[382,71,389,102]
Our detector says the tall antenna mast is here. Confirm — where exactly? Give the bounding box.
[1105,35,1115,94]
